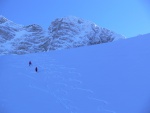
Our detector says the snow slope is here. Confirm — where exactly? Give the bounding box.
[0,54,109,113]
[0,35,150,113]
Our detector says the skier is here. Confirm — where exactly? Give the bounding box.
[35,67,38,72]
[29,61,32,66]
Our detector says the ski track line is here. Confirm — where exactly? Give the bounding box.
[103,110,116,113]
[52,93,77,113]
[72,87,94,94]
[8,56,111,113]
[29,84,50,94]
[88,96,108,104]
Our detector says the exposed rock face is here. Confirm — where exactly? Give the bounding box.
[0,16,125,55]
[0,16,8,24]
[48,17,125,50]
[0,26,16,42]
[23,24,43,32]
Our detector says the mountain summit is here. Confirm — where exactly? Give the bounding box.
[0,16,125,54]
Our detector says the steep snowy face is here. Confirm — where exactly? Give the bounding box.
[48,16,125,50]
[0,18,49,54]
[11,24,49,54]
[0,16,125,54]
[0,16,21,43]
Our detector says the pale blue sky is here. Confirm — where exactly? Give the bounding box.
[0,0,150,37]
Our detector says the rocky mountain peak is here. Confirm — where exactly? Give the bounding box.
[47,16,125,50]
[0,15,8,24]
[24,24,43,32]
[0,16,126,55]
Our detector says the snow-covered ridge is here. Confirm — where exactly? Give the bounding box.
[130,33,150,39]
[0,16,126,54]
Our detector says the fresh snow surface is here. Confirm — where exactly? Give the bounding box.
[0,36,150,113]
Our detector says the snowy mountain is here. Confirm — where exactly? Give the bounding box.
[0,34,150,113]
[130,33,150,39]
[0,15,125,54]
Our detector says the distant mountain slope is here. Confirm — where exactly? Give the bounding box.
[130,33,150,39]
[0,15,125,54]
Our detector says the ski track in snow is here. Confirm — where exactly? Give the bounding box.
[2,54,114,113]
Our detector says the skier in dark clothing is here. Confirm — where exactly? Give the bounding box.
[35,67,38,72]
[29,61,32,66]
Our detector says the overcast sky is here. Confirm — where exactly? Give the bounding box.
[0,0,150,37]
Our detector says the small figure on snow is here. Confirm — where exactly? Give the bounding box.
[29,61,32,66]
[35,67,38,72]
